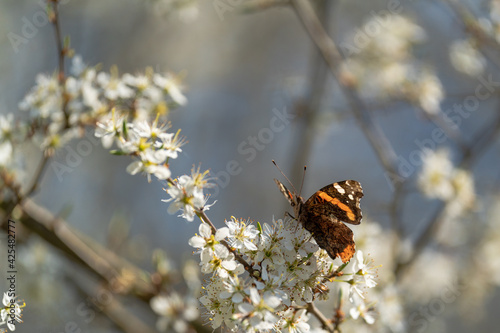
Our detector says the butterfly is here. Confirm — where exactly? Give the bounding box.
[275,178,363,263]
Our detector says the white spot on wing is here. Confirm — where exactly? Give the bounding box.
[348,194,354,200]
[334,183,345,194]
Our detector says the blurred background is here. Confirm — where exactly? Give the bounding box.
[1,0,500,332]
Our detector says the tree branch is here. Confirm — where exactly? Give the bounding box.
[19,198,159,300]
[307,302,334,333]
[68,271,159,333]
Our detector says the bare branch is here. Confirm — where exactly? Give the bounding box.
[19,198,158,300]
[69,272,159,333]
[307,302,334,333]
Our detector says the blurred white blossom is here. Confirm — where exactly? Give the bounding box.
[153,73,187,106]
[416,71,444,115]
[349,294,376,325]
[150,293,198,332]
[418,149,455,201]
[0,115,13,167]
[149,0,199,23]
[418,148,475,216]
[449,39,486,76]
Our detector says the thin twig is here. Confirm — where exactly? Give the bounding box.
[49,0,71,127]
[332,292,344,333]
[307,302,334,333]
[23,155,50,197]
[49,0,66,83]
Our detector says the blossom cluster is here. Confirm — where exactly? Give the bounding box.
[24,55,382,332]
[449,39,486,76]
[112,106,379,331]
[340,14,444,115]
[418,148,475,217]
[188,217,378,331]
[0,292,24,332]
[17,55,186,154]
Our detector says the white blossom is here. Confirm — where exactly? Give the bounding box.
[150,293,198,333]
[235,288,281,331]
[418,148,455,201]
[126,149,171,182]
[0,292,24,332]
[352,250,378,289]
[163,175,206,221]
[449,39,486,76]
[226,217,259,251]
[96,71,134,100]
[277,308,310,333]
[95,109,125,148]
[153,73,187,106]
[418,148,476,217]
[417,72,444,115]
[155,131,184,159]
[349,295,376,325]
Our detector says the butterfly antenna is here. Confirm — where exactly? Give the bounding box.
[299,165,306,197]
[272,160,298,193]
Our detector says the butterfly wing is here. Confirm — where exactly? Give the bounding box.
[314,180,364,225]
[299,180,363,262]
[300,210,356,263]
